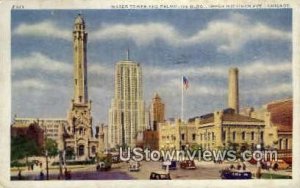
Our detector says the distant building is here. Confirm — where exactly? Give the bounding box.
[249,98,293,150]
[149,93,165,131]
[159,109,277,150]
[108,54,147,148]
[11,120,45,148]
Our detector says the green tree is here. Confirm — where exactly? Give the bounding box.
[11,136,40,161]
[44,138,59,157]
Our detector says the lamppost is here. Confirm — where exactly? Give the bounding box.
[43,124,49,180]
[45,150,49,180]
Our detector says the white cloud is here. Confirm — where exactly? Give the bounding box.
[13,21,70,40]
[12,52,72,73]
[89,64,113,75]
[245,83,292,96]
[90,13,291,53]
[241,60,291,76]
[144,60,291,78]
[160,78,226,97]
[13,79,49,90]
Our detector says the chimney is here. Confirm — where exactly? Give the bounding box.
[228,67,239,113]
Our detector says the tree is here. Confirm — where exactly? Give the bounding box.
[44,138,59,158]
[11,136,40,161]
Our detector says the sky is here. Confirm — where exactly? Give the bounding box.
[11,9,292,126]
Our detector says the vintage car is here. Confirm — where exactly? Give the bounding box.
[149,171,171,180]
[180,160,196,169]
[96,161,111,171]
[129,160,140,172]
[162,160,177,170]
[220,169,252,179]
[272,159,290,170]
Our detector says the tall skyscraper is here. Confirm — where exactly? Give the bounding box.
[149,93,165,131]
[108,54,146,148]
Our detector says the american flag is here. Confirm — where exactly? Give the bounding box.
[183,76,189,89]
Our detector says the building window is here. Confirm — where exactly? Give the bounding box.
[91,146,96,154]
[222,131,226,141]
[192,134,196,141]
[285,138,289,149]
[208,132,210,141]
[181,134,185,140]
[232,131,236,141]
[242,132,246,140]
[212,132,215,140]
[279,139,282,150]
[78,145,84,156]
[260,131,264,142]
[200,134,203,141]
[251,132,255,140]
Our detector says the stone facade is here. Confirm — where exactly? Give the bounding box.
[63,14,103,160]
[158,109,278,151]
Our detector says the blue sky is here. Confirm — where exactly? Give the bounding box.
[11,9,292,125]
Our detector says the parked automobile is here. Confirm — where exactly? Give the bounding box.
[180,160,196,169]
[96,161,111,171]
[272,160,290,170]
[129,160,140,172]
[220,169,252,179]
[149,171,171,180]
[162,160,177,170]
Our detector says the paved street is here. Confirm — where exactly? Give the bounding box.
[11,161,292,180]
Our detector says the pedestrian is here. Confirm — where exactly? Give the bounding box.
[237,163,241,170]
[256,166,262,179]
[242,162,246,170]
[18,170,22,180]
[266,161,270,170]
[230,164,235,170]
[273,162,279,171]
[40,171,44,180]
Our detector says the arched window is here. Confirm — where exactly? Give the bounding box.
[285,138,289,149]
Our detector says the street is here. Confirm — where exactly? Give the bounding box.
[11,161,292,180]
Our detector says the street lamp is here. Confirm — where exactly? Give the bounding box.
[45,150,49,180]
[43,124,49,180]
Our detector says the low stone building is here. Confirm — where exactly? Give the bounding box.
[159,108,278,151]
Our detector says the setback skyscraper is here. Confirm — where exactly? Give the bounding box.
[108,54,147,148]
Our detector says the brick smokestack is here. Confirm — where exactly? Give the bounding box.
[228,67,239,113]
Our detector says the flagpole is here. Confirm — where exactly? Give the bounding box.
[181,76,184,122]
